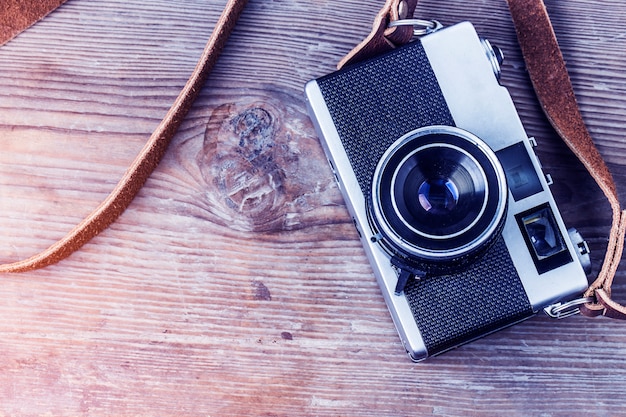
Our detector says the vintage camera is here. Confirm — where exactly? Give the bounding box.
[305,22,592,361]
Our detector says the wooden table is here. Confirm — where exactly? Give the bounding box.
[1,0,625,415]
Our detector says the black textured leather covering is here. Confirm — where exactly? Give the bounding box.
[404,236,533,355]
[317,41,454,195]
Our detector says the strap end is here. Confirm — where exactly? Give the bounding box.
[337,0,417,69]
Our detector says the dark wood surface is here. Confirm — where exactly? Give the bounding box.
[1,0,626,415]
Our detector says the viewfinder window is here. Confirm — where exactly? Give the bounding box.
[516,204,572,274]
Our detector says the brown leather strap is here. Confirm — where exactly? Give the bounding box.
[340,0,626,318]
[0,0,248,272]
[506,0,626,318]
[0,0,69,46]
[337,0,418,69]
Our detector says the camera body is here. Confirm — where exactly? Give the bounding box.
[305,22,590,361]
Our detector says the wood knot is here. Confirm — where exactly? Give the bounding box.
[251,280,272,301]
[197,91,344,233]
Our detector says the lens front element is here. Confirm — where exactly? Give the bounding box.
[370,126,508,270]
[393,144,488,240]
[418,177,459,214]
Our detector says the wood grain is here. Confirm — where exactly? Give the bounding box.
[0,0,626,415]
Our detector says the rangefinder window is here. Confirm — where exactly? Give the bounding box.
[517,204,572,274]
[496,142,544,201]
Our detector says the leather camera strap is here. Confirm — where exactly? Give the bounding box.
[340,0,626,319]
[505,0,626,319]
[0,0,248,272]
[0,0,69,46]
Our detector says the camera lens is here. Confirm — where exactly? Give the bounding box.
[370,126,508,271]
[394,145,487,239]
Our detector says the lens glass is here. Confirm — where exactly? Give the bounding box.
[418,178,459,213]
[393,145,487,238]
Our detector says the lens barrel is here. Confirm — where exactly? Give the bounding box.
[370,126,508,274]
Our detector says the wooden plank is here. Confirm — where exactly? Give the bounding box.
[0,0,625,415]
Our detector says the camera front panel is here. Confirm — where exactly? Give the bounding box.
[305,22,589,360]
